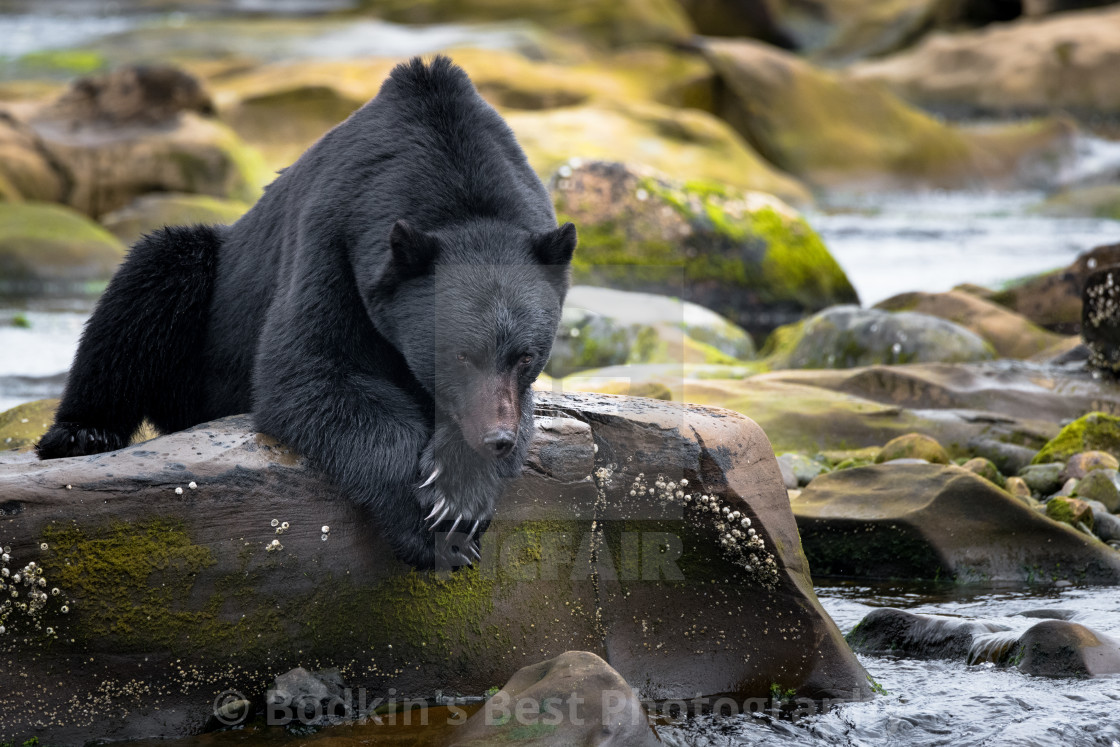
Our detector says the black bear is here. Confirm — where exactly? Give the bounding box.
[36,56,577,569]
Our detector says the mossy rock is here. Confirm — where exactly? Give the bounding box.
[1033,412,1120,464]
[549,285,754,377]
[875,290,1067,360]
[1046,496,1094,529]
[1074,468,1120,513]
[551,161,847,338]
[764,306,995,369]
[877,433,950,465]
[703,38,1074,190]
[0,202,126,296]
[961,457,1007,488]
[356,0,695,47]
[0,398,57,451]
[100,193,250,245]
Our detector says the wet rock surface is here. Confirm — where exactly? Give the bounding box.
[790,463,1120,584]
[449,651,659,747]
[0,391,870,744]
[848,608,1120,679]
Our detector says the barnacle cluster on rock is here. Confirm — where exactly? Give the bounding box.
[0,543,72,639]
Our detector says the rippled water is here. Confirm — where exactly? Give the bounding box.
[656,584,1120,747]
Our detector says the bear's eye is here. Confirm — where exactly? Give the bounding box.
[519,354,535,366]
[456,352,468,363]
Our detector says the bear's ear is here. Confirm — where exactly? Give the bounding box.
[533,222,577,266]
[389,220,440,276]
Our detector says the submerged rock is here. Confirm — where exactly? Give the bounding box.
[791,463,1120,583]
[765,306,995,370]
[848,609,1120,678]
[550,161,854,338]
[0,391,870,744]
[1010,620,1120,678]
[450,651,658,747]
[847,607,1009,660]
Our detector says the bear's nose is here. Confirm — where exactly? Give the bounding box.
[483,429,515,458]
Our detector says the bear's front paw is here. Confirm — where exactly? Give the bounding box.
[36,422,128,459]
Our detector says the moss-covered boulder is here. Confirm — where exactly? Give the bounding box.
[875,290,1067,359]
[1033,412,1120,464]
[849,6,1120,119]
[877,433,951,465]
[100,193,249,245]
[702,38,1074,190]
[0,399,57,451]
[551,161,851,338]
[0,391,871,743]
[764,306,995,370]
[961,456,1007,488]
[1046,496,1094,529]
[1019,462,1066,496]
[209,49,721,173]
[1074,468,1120,513]
[791,463,1120,583]
[0,202,126,296]
[548,285,754,377]
[516,105,808,203]
[358,0,695,47]
[992,243,1120,334]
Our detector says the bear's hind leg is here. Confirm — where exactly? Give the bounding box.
[36,225,222,459]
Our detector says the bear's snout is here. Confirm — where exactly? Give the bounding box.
[483,428,516,458]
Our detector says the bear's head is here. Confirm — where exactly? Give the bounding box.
[363,218,577,459]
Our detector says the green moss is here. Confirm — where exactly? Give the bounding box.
[1033,412,1120,464]
[1046,498,1077,525]
[0,398,57,451]
[16,49,106,75]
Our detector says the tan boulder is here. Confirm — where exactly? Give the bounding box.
[850,7,1120,117]
[875,289,1067,359]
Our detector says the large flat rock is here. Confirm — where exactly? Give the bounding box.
[791,463,1120,584]
[0,391,869,744]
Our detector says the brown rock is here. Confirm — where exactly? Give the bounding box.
[1062,450,1120,481]
[992,243,1120,334]
[449,651,659,746]
[850,7,1120,118]
[791,463,1120,583]
[1011,620,1120,678]
[876,433,950,464]
[875,290,1067,359]
[0,391,870,743]
[43,65,214,127]
[0,113,67,203]
[1045,495,1095,529]
[1005,476,1033,502]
